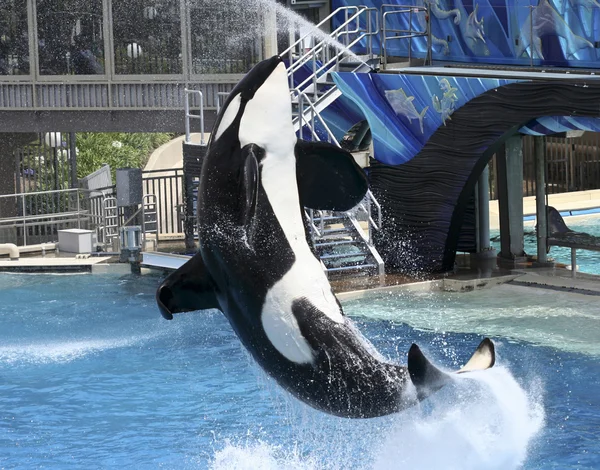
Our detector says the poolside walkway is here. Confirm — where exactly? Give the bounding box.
[0,254,127,274]
[489,189,600,230]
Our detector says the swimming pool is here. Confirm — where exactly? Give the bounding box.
[491,216,600,275]
[1,274,599,469]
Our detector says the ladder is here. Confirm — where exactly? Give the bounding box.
[142,194,159,250]
[101,196,119,251]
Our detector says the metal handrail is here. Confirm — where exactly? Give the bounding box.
[0,187,93,246]
[280,6,361,58]
[381,5,431,69]
[306,209,325,241]
[184,89,205,145]
[285,6,377,94]
[296,90,340,144]
[101,196,119,251]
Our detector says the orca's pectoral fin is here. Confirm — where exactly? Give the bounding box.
[156,252,221,320]
[295,139,368,211]
[408,338,495,401]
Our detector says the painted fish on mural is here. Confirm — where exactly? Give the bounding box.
[432,78,459,125]
[385,88,429,134]
[518,0,593,59]
[462,3,489,56]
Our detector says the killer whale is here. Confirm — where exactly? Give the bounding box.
[156,55,495,418]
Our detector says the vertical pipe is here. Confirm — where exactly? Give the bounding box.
[534,136,547,263]
[409,9,412,64]
[69,132,78,189]
[22,195,26,246]
[571,248,576,278]
[529,6,534,67]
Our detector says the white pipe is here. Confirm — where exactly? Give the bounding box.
[18,242,57,255]
[0,243,19,260]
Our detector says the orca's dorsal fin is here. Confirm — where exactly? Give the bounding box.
[295,139,368,211]
[408,338,495,401]
[408,343,452,401]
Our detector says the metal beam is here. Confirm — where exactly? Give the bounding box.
[534,135,547,263]
[0,109,217,133]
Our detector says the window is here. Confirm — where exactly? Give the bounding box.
[112,0,182,75]
[36,0,105,75]
[0,0,30,75]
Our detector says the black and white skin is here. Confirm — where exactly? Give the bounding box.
[156,55,495,418]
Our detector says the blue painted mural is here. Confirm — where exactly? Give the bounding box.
[332,72,518,164]
[332,72,600,165]
[332,0,600,68]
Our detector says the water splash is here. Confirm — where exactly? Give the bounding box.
[373,367,544,469]
[207,366,544,470]
[0,335,157,365]
[210,0,361,61]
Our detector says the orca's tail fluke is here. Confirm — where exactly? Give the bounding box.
[407,338,495,401]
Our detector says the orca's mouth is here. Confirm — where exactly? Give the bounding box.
[156,285,174,320]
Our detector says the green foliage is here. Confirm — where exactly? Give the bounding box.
[76,132,174,180]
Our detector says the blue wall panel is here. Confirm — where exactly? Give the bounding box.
[332,0,600,68]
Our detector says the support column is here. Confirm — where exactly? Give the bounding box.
[470,163,496,274]
[534,136,547,264]
[497,135,525,264]
[477,164,491,251]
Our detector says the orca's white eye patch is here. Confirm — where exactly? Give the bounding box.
[214,94,242,141]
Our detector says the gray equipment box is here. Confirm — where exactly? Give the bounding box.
[116,168,143,207]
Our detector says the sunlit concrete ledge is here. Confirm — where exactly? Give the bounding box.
[0,256,120,273]
[336,274,522,302]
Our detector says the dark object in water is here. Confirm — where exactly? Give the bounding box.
[546,206,600,251]
[547,206,573,235]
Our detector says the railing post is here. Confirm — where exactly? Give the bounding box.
[21,195,26,246]
[184,91,191,142]
[77,189,81,229]
[409,8,413,64]
[529,5,534,67]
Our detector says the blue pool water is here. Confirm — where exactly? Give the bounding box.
[1,274,599,469]
[491,216,600,275]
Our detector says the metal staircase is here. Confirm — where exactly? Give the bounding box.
[282,7,385,280]
[282,6,380,141]
[306,190,384,278]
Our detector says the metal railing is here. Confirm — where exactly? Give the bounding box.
[284,6,379,101]
[381,4,431,69]
[184,89,206,145]
[142,168,184,237]
[0,187,91,245]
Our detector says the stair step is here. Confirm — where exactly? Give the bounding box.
[312,215,345,222]
[322,227,350,234]
[315,240,355,248]
[320,252,366,260]
[327,263,377,273]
